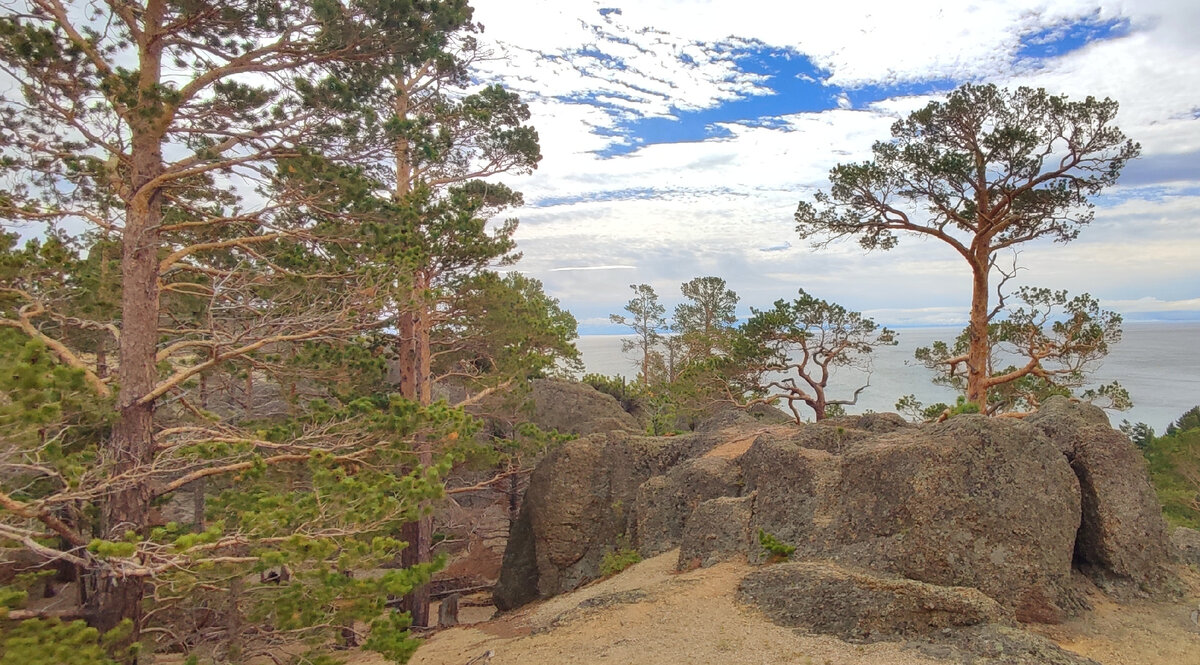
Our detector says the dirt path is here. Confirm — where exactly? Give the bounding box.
[401,551,947,665]
[344,553,1200,665]
[1028,567,1200,665]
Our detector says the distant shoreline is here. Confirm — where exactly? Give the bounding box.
[575,319,1200,339]
[573,321,1200,432]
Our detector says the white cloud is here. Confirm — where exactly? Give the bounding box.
[548,264,638,271]
[1101,296,1200,312]
[463,0,1200,330]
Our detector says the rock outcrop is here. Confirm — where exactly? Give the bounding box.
[497,400,1175,632]
[738,560,1012,640]
[528,378,640,436]
[1026,396,1173,594]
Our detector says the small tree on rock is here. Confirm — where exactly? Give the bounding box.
[610,284,667,385]
[725,290,895,422]
[915,287,1128,415]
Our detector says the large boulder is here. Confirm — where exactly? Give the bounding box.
[1171,526,1200,566]
[911,623,1103,665]
[738,560,1011,640]
[743,416,1083,623]
[528,378,640,436]
[494,428,731,609]
[691,401,792,432]
[1026,396,1173,594]
[635,456,742,557]
[677,494,756,570]
[494,432,641,610]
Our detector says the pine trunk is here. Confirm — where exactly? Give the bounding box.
[397,276,434,627]
[93,128,163,640]
[92,11,167,637]
[966,261,991,408]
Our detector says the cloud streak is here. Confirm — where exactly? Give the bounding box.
[548,265,638,272]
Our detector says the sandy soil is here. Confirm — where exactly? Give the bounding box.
[352,552,1200,665]
[1028,567,1200,665]
[398,551,948,665]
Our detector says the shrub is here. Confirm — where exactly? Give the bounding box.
[582,373,645,414]
[757,529,796,562]
[599,548,642,576]
[1142,421,1200,529]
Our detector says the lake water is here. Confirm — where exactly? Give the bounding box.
[574,322,1200,432]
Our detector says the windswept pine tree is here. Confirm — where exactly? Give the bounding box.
[796,84,1139,409]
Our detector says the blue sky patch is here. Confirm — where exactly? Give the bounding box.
[563,13,1135,160]
[1017,14,1131,61]
[593,46,835,157]
[585,45,972,158]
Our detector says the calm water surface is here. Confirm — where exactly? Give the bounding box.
[575,322,1200,432]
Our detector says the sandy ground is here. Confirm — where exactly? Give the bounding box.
[340,551,1200,665]
[394,551,948,665]
[1028,566,1200,665]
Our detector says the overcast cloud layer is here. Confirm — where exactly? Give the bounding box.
[465,0,1200,332]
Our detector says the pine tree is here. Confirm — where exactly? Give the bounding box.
[0,0,487,660]
[610,284,668,386]
[328,14,543,623]
[796,84,1138,408]
[674,276,739,361]
[726,290,896,421]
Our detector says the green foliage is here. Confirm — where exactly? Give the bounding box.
[896,395,979,421]
[948,396,981,417]
[437,271,581,385]
[643,391,681,437]
[1166,406,1200,436]
[0,618,131,665]
[1140,417,1200,529]
[599,548,642,577]
[582,373,646,415]
[823,404,847,419]
[757,529,796,561]
[894,394,951,422]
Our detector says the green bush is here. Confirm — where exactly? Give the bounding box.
[599,548,642,576]
[582,373,645,414]
[1142,420,1200,529]
[757,529,796,562]
[0,618,130,665]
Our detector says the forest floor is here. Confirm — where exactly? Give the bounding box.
[343,551,1200,665]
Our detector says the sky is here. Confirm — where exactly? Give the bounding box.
[462,0,1200,334]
